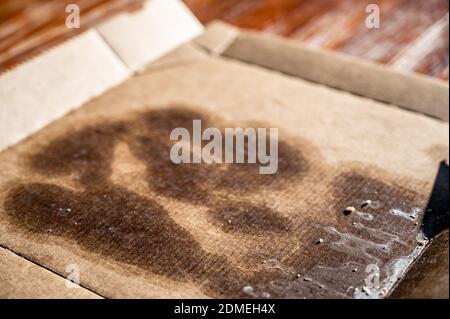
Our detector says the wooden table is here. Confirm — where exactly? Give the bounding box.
[0,0,448,80]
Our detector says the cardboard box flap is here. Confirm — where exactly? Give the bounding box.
[196,22,449,122]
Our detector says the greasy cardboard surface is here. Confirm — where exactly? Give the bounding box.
[0,21,449,298]
[390,230,449,299]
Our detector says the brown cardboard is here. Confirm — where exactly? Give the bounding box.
[97,0,203,71]
[194,21,239,55]
[0,0,203,153]
[218,24,449,122]
[390,230,449,299]
[0,22,448,299]
[0,31,130,152]
[0,247,101,298]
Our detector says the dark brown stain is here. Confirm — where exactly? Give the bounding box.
[2,106,434,298]
[329,168,427,236]
[30,108,308,204]
[5,107,305,297]
[208,200,292,235]
[330,170,425,217]
[5,181,291,296]
[322,168,428,271]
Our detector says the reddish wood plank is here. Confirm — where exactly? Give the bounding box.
[184,0,449,79]
[288,0,400,49]
[390,14,449,78]
[338,0,448,64]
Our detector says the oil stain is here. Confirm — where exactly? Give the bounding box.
[6,182,294,296]
[327,167,428,257]
[2,106,433,298]
[208,200,292,235]
[30,108,308,203]
[5,107,305,297]
[330,169,426,231]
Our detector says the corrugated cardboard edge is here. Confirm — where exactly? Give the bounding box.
[97,0,203,72]
[193,21,239,55]
[0,0,204,153]
[0,30,131,153]
[195,21,449,122]
[389,230,449,299]
[0,246,102,299]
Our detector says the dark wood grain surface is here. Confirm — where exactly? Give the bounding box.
[0,0,448,79]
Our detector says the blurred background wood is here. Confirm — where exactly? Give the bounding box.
[0,0,448,79]
[0,0,144,72]
[185,0,449,80]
